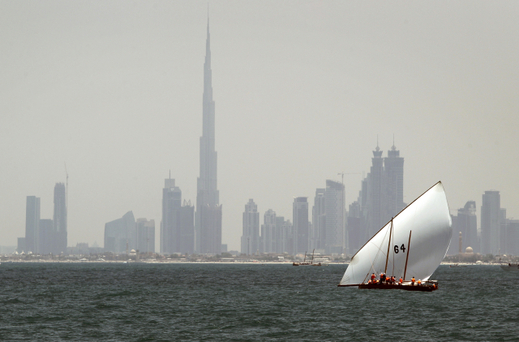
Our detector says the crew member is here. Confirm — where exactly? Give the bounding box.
[371,273,376,282]
[411,276,415,285]
[380,272,386,283]
[417,279,422,286]
[398,277,403,284]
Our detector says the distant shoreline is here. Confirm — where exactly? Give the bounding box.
[0,260,507,266]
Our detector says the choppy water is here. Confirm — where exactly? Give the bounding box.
[0,263,517,341]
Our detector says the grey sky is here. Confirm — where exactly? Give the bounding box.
[1,1,518,251]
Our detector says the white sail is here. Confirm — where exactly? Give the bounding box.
[340,181,452,286]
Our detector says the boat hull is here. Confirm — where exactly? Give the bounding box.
[293,262,321,266]
[359,283,436,292]
[338,281,438,292]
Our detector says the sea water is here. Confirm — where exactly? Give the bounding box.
[0,263,517,341]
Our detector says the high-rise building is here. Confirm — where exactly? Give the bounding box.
[25,196,40,253]
[177,202,195,254]
[499,208,507,255]
[312,189,326,251]
[261,209,276,254]
[136,218,155,254]
[324,180,345,254]
[366,144,384,238]
[352,142,405,254]
[104,211,136,253]
[481,190,500,255]
[241,199,259,255]
[273,216,289,254]
[448,201,478,255]
[160,178,194,254]
[17,237,26,254]
[53,182,67,253]
[505,219,519,256]
[38,219,53,254]
[293,197,309,254]
[347,200,363,254]
[384,143,405,216]
[161,177,182,254]
[195,20,222,254]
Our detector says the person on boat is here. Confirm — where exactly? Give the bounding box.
[380,272,386,284]
[411,277,415,285]
[391,276,395,284]
[371,273,376,283]
[417,279,422,286]
[398,277,403,285]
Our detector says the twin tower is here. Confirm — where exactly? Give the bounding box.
[161,22,222,255]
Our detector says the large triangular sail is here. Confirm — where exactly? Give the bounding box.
[339,181,452,286]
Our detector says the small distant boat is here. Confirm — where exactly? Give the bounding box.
[338,182,452,292]
[293,249,321,266]
[501,263,519,271]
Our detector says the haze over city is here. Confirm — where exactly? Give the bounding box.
[1,1,518,252]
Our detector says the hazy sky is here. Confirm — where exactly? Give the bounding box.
[2,1,518,251]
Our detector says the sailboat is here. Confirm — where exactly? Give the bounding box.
[293,252,309,266]
[338,181,452,292]
[293,249,322,266]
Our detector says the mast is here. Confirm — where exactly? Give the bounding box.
[384,218,393,274]
[403,230,412,280]
[311,249,315,263]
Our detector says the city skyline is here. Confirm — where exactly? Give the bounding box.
[2,2,519,251]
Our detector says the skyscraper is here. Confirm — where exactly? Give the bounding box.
[25,196,40,253]
[261,209,276,254]
[274,216,289,254]
[53,182,67,253]
[384,143,405,216]
[38,218,53,254]
[136,218,155,254]
[293,197,309,254]
[195,20,222,254]
[448,201,478,255]
[366,144,384,238]
[241,199,259,255]
[161,177,182,254]
[360,142,405,244]
[177,202,195,254]
[104,211,136,254]
[312,188,326,251]
[324,180,345,254]
[481,190,500,255]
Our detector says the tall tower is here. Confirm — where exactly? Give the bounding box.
[293,197,309,254]
[241,199,259,255]
[366,142,384,238]
[384,141,404,217]
[324,180,345,254]
[196,19,222,254]
[53,182,67,253]
[312,188,326,251]
[161,177,181,254]
[262,209,277,254]
[25,196,40,253]
[481,190,500,255]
